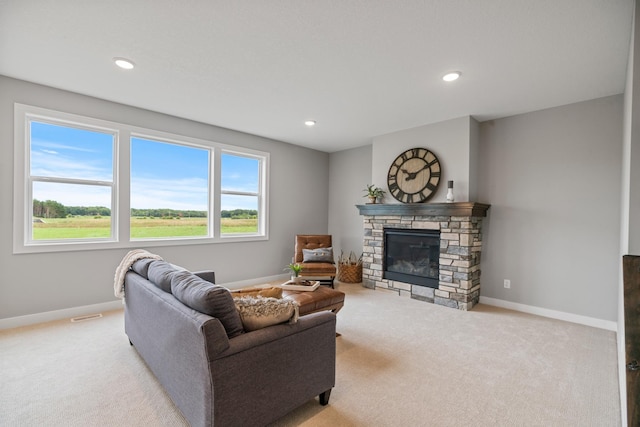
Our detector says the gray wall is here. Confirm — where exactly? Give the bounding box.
[1,79,627,325]
[371,116,477,203]
[328,145,372,260]
[0,76,329,320]
[329,95,623,322]
[478,95,623,321]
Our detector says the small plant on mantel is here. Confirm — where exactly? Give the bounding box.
[363,184,385,204]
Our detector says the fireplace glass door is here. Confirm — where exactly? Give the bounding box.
[383,228,440,288]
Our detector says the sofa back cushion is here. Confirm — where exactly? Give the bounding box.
[171,270,244,338]
[131,258,156,279]
[147,260,178,293]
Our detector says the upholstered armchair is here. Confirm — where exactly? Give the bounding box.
[294,235,336,287]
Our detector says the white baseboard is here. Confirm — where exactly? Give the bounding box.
[0,300,124,330]
[479,296,617,331]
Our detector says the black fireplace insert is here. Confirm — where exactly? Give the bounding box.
[383,228,440,288]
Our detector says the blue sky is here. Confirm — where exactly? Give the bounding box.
[30,121,259,211]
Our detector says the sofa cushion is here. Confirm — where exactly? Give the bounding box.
[302,247,333,263]
[130,258,155,279]
[147,260,178,293]
[171,270,244,338]
[234,296,298,332]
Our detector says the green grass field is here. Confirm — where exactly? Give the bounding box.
[32,216,258,239]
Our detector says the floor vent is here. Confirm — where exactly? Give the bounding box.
[71,313,103,322]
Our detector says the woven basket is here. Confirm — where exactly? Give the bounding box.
[337,263,362,283]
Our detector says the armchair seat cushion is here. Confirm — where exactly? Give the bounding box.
[299,262,336,276]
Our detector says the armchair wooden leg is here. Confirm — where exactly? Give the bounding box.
[319,389,332,406]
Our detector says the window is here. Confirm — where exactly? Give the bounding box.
[28,119,116,242]
[14,104,269,253]
[130,137,210,239]
[220,152,262,235]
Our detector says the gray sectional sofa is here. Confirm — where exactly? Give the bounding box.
[123,259,336,427]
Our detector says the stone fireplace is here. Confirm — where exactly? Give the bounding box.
[357,202,490,311]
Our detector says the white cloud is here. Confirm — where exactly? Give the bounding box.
[131,176,208,211]
[33,183,111,207]
[32,139,101,153]
[31,150,112,181]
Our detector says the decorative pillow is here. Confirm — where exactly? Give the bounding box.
[234,297,299,332]
[302,247,334,263]
[131,258,155,279]
[171,270,244,338]
[147,261,178,293]
[231,287,283,299]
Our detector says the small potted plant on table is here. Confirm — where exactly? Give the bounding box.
[284,262,303,281]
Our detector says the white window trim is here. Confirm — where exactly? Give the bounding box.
[220,149,268,237]
[13,103,269,254]
[25,114,119,246]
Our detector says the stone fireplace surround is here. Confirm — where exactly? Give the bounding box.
[357,202,490,311]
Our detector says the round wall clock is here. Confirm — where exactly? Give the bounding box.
[387,147,442,203]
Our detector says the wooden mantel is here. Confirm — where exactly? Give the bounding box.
[356,202,490,217]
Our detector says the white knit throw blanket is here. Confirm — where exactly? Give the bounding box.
[113,249,163,299]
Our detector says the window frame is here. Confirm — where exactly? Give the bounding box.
[13,103,269,254]
[129,132,213,241]
[26,115,119,245]
[219,149,266,237]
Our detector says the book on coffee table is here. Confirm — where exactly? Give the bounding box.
[279,280,320,292]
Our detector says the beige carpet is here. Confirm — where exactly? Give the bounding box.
[0,283,620,426]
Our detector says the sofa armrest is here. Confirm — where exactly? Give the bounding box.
[214,311,336,360]
[209,310,336,426]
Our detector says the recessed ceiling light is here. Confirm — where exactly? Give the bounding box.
[442,71,461,82]
[113,57,135,70]
[305,120,316,126]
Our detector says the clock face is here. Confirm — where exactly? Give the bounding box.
[387,147,441,203]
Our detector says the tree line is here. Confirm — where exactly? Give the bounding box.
[33,199,256,219]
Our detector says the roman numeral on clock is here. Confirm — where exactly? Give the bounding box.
[393,188,406,201]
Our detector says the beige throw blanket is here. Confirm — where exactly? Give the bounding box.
[113,249,163,299]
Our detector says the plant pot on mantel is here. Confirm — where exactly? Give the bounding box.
[363,184,385,204]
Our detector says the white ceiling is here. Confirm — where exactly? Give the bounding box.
[0,0,634,153]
